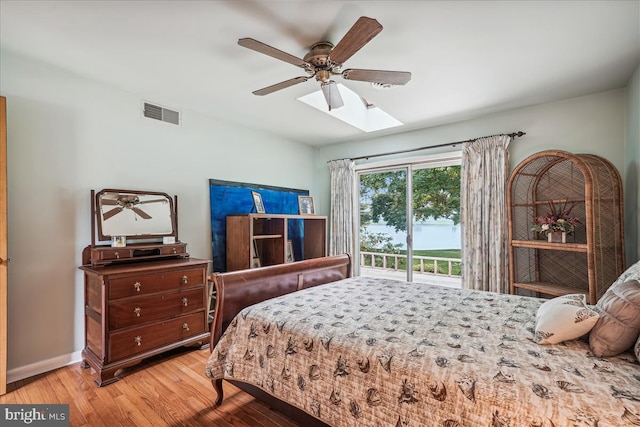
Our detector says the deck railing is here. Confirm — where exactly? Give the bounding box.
[360,251,462,277]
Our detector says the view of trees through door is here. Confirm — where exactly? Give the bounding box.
[358,162,462,286]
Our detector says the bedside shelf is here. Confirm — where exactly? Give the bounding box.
[512,281,587,298]
[510,240,587,252]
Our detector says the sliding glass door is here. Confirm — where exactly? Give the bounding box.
[357,154,462,284]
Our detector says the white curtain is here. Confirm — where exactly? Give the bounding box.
[327,159,356,267]
[460,135,512,293]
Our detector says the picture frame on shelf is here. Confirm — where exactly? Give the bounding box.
[251,257,261,268]
[252,191,265,214]
[286,240,294,263]
[110,236,127,248]
[298,196,315,215]
[252,239,259,259]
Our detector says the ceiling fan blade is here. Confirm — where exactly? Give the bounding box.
[138,198,167,204]
[103,207,123,221]
[328,16,383,65]
[132,208,152,219]
[238,38,308,68]
[342,69,412,85]
[101,199,119,205]
[321,81,344,111]
[253,76,309,96]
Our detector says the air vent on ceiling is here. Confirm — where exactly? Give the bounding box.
[143,102,180,125]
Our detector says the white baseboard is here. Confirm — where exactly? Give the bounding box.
[7,351,83,384]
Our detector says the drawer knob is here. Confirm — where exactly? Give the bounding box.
[181,275,188,284]
[115,251,120,259]
[134,307,141,317]
[182,297,188,306]
[133,282,141,292]
[134,336,142,346]
[172,248,177,254]
[182,323,190,331]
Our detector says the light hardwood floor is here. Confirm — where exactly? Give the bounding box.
[0,347,300,426]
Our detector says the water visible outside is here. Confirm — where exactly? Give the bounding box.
[366,220,461,250]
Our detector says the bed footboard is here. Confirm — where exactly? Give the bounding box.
[208,254,351,406]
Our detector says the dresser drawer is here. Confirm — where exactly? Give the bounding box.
[88,243,188,265]
[109,287,205,330]
[158,244,188,256]
[109,268,205,299]
[96,248,134,262]
[109,312,205,361]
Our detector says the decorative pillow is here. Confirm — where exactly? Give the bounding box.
[610,259,640,289]
[534,294,599,345]
[589,280,640,357]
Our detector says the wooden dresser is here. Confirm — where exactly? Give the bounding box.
[80,257,210,386]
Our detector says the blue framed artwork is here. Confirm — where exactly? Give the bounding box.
[209,179,309,272]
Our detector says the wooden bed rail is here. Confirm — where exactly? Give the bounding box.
[208,254,351,351]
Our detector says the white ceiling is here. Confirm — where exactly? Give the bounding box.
[1,1,639,146]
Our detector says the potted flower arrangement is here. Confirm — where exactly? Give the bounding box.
[531,199,581,243]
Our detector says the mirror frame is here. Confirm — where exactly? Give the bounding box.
[95,188,177,242]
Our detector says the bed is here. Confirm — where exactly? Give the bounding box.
[206,254,640,426]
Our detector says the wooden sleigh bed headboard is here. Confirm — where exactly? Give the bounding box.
[208,254,351,423]
[209,254,351,350]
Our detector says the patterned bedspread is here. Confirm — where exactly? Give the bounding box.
[206,276,640,427]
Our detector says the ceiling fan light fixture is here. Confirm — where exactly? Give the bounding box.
[321,81,344,111]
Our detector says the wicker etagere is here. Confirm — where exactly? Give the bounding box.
[507,150,624,304]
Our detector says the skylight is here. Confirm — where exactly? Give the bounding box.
[297,84,403,133]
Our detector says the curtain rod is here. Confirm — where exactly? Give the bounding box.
[341,131,526,162]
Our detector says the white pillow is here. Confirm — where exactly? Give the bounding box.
[534,294,600,345]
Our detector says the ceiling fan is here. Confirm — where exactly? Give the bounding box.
[101,195,166,221]
[238,16,411,111]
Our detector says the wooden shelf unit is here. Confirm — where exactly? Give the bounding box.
[507,150,625,304]
[226,214,327,271]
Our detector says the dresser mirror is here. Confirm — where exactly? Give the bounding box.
[95,189,176,241]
